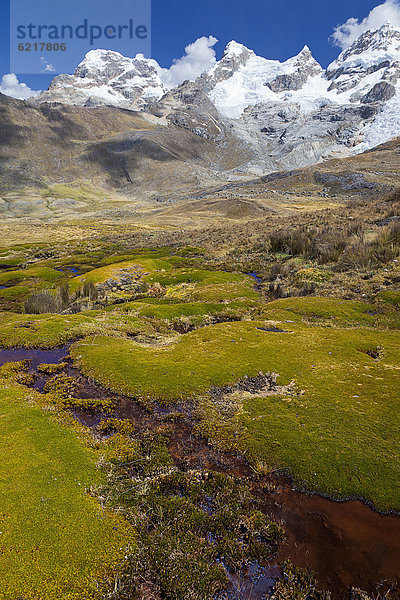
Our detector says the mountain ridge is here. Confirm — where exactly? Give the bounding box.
[30,22,400,174]
[2,22,400,209]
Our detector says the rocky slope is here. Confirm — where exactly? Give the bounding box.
[0,90,251,208]
[1,81,400,226]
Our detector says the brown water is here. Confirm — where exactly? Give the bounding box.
[0,346,399,599]
[0,345,71,368]
[260,479,400,599]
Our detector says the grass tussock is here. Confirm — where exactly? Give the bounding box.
[96,425,284,600]
[270,560,331,600]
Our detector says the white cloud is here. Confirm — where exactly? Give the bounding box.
[160,35,218,88]
[332,0,400,49]
[40,57,56,73]
[0,73,41,100]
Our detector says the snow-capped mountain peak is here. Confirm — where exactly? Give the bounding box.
[287,45,322,71]
[222,40,253,59]
[324,21,400,107]
[207,43,324,118]
[74,49,162,83]
[334,21,400,65]
[74,49,127,79]
[204,40,255,84]
[40,48,165,109]
[327,21,400,84]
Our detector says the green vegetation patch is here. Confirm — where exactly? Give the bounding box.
[0,266,63,286]
[0,311,149,348]
[265,296,399,328]
[188,281,259,302]
[41,183,109,202]
[71,318,400,510]
[376,290,400,307]
[144,268,245,287]
[60,397,117,415]
[37,362,68,375]
[0,381,132,600]
[113,300,231,318]
[0,284,30,300]
[0,312,94,347]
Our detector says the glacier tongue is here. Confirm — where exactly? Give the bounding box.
[353,94,400,152]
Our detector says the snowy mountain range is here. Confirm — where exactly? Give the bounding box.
[34,22,400,176]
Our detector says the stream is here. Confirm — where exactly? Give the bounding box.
[0,346,399,599]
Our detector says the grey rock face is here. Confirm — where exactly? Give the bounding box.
[267,46,322,92]
[327,61,391,92]
[224,101,380,175]
[267,73,309,92]
[148,80,226,141]
[362,81,396,103]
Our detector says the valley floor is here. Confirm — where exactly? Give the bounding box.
[0,192,399,599]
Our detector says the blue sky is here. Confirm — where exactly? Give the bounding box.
[0,0,393,92]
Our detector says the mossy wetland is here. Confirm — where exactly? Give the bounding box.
[0,190,399,600]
